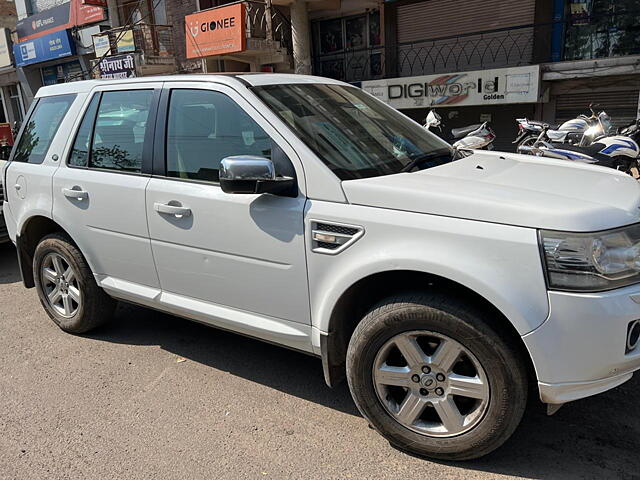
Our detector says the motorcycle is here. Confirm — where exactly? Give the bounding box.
[518,122,640,176]
[425,110,496,150]
[514,105,612,148]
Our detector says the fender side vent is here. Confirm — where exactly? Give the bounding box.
[311,220,364,255]
[315,223,360,236]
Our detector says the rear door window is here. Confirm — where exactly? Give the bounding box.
[89,90,154,173]
[12,94,76,164]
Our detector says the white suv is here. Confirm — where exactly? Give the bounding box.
[3,74,640,460]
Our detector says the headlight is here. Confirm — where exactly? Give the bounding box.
[540,224,640,291]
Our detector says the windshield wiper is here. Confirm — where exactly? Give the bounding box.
[400,149,453,173]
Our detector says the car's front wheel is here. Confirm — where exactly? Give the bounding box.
[33,233,115,334]
[346,293,528,461]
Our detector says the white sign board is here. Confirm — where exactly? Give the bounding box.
[92,35,111,58]
[0,28,13,69]
[361,65,541,109]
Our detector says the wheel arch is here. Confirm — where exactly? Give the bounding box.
[320,270,537,392]
[17,215,76,288]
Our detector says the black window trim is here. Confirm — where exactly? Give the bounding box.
[152,86,298,191]
[9,93,78,165]
[65,88,161,176]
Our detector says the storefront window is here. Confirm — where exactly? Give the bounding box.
[318,19,343,54]
[314,10,382,81]
[345,16,366,50]
[41,61,85,86]
[564,0,640,60]
[8,85,24,124]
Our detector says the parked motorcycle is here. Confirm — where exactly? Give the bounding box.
[425,110,496,150]
[514,105,612,149]
[518,122,640,176]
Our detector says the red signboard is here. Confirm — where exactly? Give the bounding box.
[17,0,106,42]
[185,4,246,58]
[0,123,14,146]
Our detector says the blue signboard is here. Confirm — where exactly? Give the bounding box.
[13,30,75,67]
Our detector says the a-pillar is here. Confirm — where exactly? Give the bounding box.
[290,0,312,75]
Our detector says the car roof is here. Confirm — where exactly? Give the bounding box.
[34,73,349,98]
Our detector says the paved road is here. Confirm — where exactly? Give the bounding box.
[0,243,638,480]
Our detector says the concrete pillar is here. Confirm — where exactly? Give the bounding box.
[107,0,120,28]
[290,0,311,75]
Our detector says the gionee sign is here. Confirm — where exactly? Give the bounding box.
[186,4,246,58]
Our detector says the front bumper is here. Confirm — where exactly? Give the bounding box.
[523,285,640,405]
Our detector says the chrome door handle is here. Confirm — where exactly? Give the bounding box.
[62,188,88,200]
[154,202,191,218]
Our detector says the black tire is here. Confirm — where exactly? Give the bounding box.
[346,293,528,461]
[33,232,115,334]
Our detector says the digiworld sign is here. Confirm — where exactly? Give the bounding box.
[361,65,541,109]
[13,30,75,67]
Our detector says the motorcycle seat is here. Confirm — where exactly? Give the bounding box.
[552,142,603,157]
[451,124,482,139]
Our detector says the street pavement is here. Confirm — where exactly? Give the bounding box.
[0,242,638,479]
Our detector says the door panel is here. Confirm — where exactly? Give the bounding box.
[146,83,310,324]
[52,84,162,288]
[5,94,78,237]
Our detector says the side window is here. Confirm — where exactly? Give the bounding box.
[89,90,153,173]
[166,89,272,182]
[12,94,76,164]
[69,94,101,167]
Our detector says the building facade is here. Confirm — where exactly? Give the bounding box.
[10,0,640,150]
[0,0,25,146]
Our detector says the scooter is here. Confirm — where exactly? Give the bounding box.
[425,110,496,150]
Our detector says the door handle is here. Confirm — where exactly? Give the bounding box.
[14,184,21,191]
[62,188,88,200]
[154,202,191,218]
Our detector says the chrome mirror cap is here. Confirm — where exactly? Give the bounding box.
[219,156,276,181]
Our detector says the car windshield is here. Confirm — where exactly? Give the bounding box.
[252,83,453,180]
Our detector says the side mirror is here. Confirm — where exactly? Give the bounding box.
[219,156,296,197]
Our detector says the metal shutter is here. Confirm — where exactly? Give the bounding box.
[396,0,536,43]
[555,90,639,129]
[395,0,536,75]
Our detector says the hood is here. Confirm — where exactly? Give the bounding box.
[341,151,640,231]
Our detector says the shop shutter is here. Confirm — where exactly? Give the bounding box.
[555,90,639,130]
[396,0,535,43]
[395,0,536,75]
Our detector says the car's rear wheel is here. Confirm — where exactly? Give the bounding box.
[33,233,115,334]
[346,293,528,461]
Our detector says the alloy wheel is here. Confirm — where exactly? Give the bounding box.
[372,330,490,437]
[40,252,81,318]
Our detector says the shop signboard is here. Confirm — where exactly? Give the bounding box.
[185,3,246,58]
[93,35,111,57]
[361,65,541,109]
[13,30,75,67]
[116,30,135,53]
[98,54,136,79]
[17,0,107,42]
[0,28,13,69]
